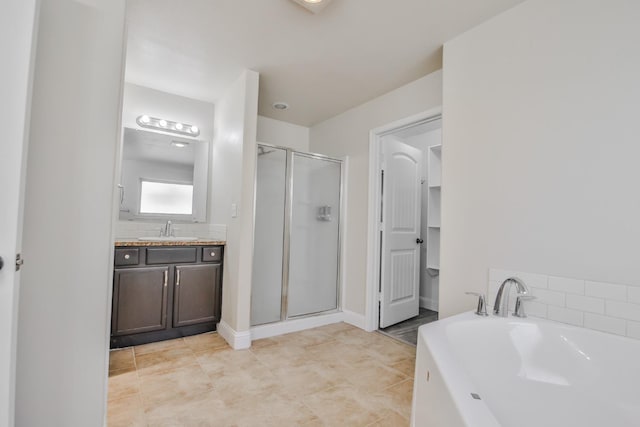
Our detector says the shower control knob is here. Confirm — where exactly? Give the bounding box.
[124,254,130,260]
[210,252,216,257]
[416,238,424,244]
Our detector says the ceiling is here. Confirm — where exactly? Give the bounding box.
[125,0,523,127]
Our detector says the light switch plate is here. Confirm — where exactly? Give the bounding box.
[231,203,238,218]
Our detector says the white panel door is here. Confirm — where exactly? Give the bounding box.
[0,1,37,426]
[380,138,423,328]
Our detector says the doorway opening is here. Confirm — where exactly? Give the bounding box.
[366,109,442,345]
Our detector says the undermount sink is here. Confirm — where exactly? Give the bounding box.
[139,236,200,242]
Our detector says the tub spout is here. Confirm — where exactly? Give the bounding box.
[493,277,530,317]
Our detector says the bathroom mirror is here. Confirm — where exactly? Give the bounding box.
[119,127,209,222]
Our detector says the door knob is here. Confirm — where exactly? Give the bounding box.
[416,238,424,244]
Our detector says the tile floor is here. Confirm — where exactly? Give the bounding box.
[108,322,416,427]
[379,308,438,345]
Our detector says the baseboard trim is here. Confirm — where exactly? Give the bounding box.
[251,312,345,341]
[343,310,367,330]
[217,320,251,350]
[419,296,438,312]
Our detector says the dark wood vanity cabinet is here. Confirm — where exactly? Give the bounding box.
[110,245,223,348]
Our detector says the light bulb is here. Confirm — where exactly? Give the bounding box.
[140,115,150,123]
[159,119,167,127]
[190,125,199,133]
[175,123,183,130]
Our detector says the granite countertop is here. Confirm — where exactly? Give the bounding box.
[115,239,226,247]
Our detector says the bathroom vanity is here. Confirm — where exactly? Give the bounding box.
[110,240,224,348]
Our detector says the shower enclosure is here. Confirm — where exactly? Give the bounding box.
[251,144,343,326]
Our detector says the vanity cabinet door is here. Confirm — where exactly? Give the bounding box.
[112,267,169,336]
[173,264,221,327]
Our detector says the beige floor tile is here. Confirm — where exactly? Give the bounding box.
[303,385,387,427]
[109,325,419,427]
[144,389,227,427]
[338,357,409,391]
[108,370,140,402]
[305,340,370,365]
[366,337,416,365]
[108,393,146,427]
[390,357,417,378]
[250,337,279,349]
[271,328,336,348]
[376,379,415,419]
[134,338,186,357]
[135,346,197,377]
[139,363,213,407]
[224,391,320,427]
[207,362,280,406]
[272,363,348,399]
[109,348,136,373]
[249,341,310,369]
[196,348,258,376]
[367,410,410,427]
[313,322,358,335]
[183,332,229,352]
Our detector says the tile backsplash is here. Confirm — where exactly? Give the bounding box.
[115,221,227,240]
[489,268,640,339]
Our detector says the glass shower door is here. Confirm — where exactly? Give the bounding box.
[251,146,287,326]
[287,153,342,317]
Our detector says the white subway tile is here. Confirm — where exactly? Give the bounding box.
[566,294,605,314]
[627,286,640,305]
[530,288,565,307]
[605,301,640,322]
[516,272,549,289]
[525,301,548,319]
[584,313,626,336]
[547,306,583,327]
[548,276,584,295]
[585,281,627,302]
[626,320,640,340]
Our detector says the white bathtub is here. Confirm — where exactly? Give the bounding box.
[411,311,640,427]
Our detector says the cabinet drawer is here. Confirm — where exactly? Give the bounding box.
[202,246,223,262]
[147,247,197,264]
[115,248,139,266]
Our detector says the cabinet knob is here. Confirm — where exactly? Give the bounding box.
[210,252,216,257]
[124,254,130,260]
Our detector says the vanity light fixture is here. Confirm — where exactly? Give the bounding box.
[136,115,201,137]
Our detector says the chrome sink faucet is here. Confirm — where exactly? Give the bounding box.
[160,220,174,237]
[493,277,535,318]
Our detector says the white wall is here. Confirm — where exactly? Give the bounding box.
[310,70,442,316]
[16,1,125,426]
[440,0,640,317]
[0,1,37,426]
[257,115,309,151]
[211,70,260,340]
